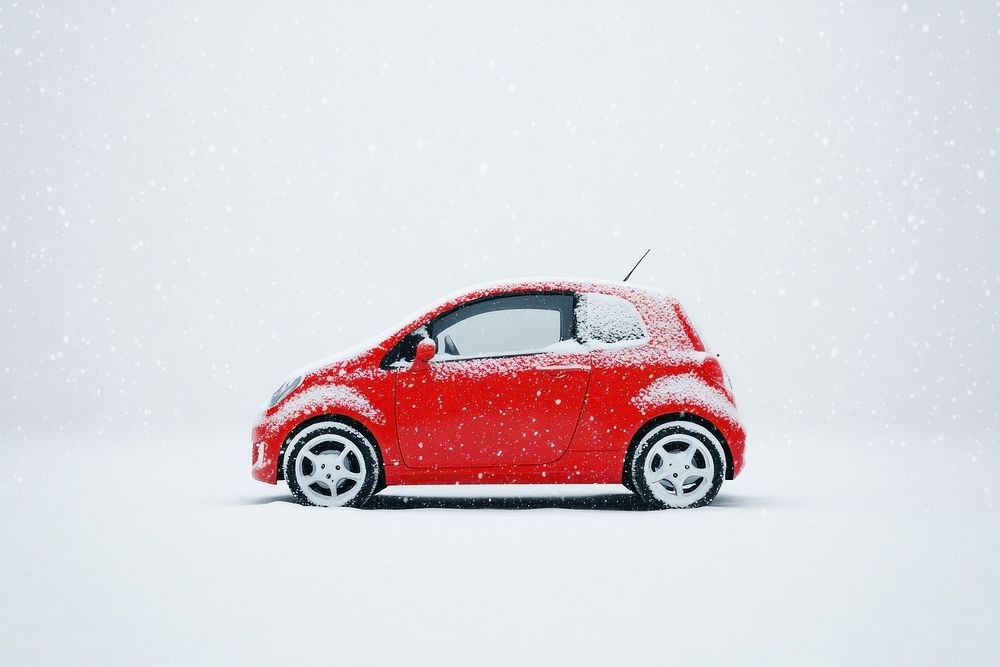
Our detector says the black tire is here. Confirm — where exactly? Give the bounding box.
[284,420,382,507]
[626,423,725,509]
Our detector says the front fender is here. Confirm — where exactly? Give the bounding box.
[251,381,391,484]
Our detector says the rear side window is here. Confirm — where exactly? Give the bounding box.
[575,293,648,345]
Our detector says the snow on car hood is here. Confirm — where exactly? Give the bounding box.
[288,342,376,379]
[261,342,381,413]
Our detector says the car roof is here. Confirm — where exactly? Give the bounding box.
[446,277,677,303]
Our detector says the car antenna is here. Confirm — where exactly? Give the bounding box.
[623,249,651,282]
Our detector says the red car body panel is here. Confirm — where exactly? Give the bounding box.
[396,353,591,468]
[251,279,746,487]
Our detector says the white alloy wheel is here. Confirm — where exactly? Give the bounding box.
[629,423,725,509]
[284,422,379,507]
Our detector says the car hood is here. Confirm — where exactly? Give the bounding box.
[283,339,386,386]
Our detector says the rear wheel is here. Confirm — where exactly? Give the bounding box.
[284,421,381,507]
[627,423,725,509]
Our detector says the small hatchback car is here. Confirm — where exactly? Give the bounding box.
[251,279,745,509]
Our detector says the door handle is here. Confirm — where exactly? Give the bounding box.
[540,365,589,379]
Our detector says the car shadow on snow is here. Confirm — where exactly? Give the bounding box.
[364,493,650,511]
[237,492,646,510]
[241,491,767,511]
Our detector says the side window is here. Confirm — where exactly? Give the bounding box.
[430,293,573,360]
[575,293,648,345]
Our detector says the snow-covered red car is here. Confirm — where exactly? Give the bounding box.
[251,279,746,509]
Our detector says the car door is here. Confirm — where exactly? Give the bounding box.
[395,293,591,468]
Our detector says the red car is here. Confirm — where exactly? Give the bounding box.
[251,279,745,509]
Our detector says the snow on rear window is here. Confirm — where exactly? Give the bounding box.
[576,293,648,345]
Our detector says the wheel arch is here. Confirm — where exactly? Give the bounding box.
[277,413,386,490]
[622,412,735,484]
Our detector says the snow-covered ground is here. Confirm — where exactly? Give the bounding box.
[1,426,996,665]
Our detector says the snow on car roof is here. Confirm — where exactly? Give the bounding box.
[445,277,676,302]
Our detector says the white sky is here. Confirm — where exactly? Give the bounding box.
[1,2,997,441]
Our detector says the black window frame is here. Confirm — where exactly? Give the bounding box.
[380,326,428,369]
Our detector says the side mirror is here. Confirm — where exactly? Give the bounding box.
[412,338,436,368]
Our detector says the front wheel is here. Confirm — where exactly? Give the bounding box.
[627,423,725,509]
[284,421,382,507]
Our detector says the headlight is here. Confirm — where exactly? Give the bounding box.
[268,375,303,408]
